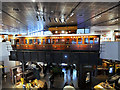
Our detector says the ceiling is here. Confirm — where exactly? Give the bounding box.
[0,2,120,34]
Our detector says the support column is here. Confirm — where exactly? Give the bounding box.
[77,64,92,89]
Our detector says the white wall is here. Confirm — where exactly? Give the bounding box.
[90,26,119,42]
[0,42,15,73]
[100,41,119,60]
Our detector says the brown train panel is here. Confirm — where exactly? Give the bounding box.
[12,35,100,51]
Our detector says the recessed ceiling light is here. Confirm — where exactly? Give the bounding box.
[51,11,54,13]
[71,21,74,22]
[37,11,40,14]
[32,0,35,2]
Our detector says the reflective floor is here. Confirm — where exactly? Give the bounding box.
[2,68,108,89]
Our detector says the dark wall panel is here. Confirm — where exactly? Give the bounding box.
[24,52,31,61]
[10,51,100,65]
[38,52,45,62]
[31,52,38,61]
[79,53,89,64]
[17,52,24,61]
[46,52,53,63]
[53,52,62,63]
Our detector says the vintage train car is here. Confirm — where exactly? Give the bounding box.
[11,34,100,51]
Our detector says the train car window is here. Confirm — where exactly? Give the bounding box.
[56,39,65,44]
[94,38,99,44]
[66,39,69,44]
[72,39,76,44]
[43,39,45,44]
[78,38,82,44]
[85,38,89,44]
[25,39,27,44]
[46,39,51,44]
[56,39,59,44]
[38,39,41,44]
[21,39,24,44]
[51,39,55,44]
[34,39,37,44]
[90,38,93,44]
[29,39,32,44]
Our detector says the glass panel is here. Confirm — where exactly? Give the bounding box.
[38,39,41,44]
[66,39,69,44]
[72,39,76,44]
[29,39,32,44]
[94,38,99,44]
[85,38,89,44]
[43,39,45,44]
[90,38,93,44]
[85,29,90,34]
[78,38,82,44]
[25,39,27,44]
[77,29,84,34]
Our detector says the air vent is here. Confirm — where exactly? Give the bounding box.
[13,8,20,12]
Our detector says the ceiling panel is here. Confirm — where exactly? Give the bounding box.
[1,2,119,34]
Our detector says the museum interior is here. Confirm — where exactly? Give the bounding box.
[0,1,120,90]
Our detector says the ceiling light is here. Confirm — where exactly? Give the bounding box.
[51,11,54,13]
[66,18,69,21]
[54,18,58,22]
[70,12,74,17]
[71,21,74,22]
[37,11,40,15]
[32,0,35,2]
[55,31,58,33]
[61,18,64,23]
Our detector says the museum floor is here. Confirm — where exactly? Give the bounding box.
[2,69,108,90]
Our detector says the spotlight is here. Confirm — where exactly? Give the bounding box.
[70,12,74,17]
[64,55,68,58]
